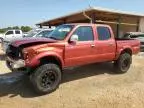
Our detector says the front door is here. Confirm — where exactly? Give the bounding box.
[5,30,14,41]
[65,26,95,67]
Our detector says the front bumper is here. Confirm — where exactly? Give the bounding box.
[7,57,25,69]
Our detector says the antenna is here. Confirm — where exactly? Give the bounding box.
[82,0,94,23]
[87,0,93,9]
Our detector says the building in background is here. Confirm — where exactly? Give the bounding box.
[36,7,144,38]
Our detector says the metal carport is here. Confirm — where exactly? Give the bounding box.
[36,7,144,38]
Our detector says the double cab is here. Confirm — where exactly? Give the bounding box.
[6,23,140,94]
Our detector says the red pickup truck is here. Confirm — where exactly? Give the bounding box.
[6,23,140,94]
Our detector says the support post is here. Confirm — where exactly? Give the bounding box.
[40,24,42,28]
[116,17,121,38]
[136,18,140,32]
[91,13,95,23]
[63,19,66,24]
[48,24,51,28]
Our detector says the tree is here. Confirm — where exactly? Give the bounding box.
[21,26,32,32]
[13,26,19,29]
[0,29,5,33]
[0,26,32,33]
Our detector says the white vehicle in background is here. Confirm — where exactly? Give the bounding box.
[24,28,53,38]
[1,30,23,42]
[0,33,4,42]
[1,28,53,52]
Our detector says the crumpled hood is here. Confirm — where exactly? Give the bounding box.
[11,37,57,47]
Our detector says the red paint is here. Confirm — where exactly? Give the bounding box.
[11,37,56,47]
[19,23,140,68]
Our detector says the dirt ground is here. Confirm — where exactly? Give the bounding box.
[0,44,144,108]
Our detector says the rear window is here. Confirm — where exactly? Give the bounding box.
[15,30,20,34]
[97,27,111,40]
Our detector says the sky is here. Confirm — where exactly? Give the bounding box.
[0,0,144,28]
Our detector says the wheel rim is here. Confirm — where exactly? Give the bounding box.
[40,70,57,89]
[121,58,130,70]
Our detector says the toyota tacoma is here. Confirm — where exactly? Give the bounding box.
[6,23,140,94]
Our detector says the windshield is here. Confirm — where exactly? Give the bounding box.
[47,25,74,40]
[25,30,41,37]
[36,30,52,37]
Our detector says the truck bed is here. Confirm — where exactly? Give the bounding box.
[116,38,140,55]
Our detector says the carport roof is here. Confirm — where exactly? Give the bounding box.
[36,7,144,26]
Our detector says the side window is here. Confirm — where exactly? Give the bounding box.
[36,31,50,37]
[5,31,13,35]
[15,30,20,34]
[97,27,111,40]
[73,26,94,41]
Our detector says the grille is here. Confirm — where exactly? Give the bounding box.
[6,45,19,59]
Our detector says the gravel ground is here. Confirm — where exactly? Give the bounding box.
[0,44,144,108]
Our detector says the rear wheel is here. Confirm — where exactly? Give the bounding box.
[114,53,132,73]
[30,63,61,94]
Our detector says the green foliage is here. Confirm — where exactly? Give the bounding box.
[0,29,5,33]
[21,26,32,32]
[0,26,32,33]
[13,26,19,29]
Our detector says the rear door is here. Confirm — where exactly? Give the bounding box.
[65,26,96,67]
[94,26,116,61]
[15,30,22,40]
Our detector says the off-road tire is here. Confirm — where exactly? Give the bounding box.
[30,63,61,94]
[114,53,132,73]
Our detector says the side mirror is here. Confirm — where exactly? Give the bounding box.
[70,34,78,43]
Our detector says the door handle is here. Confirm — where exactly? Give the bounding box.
[91,44,95,47]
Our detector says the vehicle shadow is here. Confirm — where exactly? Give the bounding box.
[0,62,115,98]
[62,62,114,83]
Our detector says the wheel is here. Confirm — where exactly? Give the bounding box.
[30,63,61,94]
[114,53,132,73]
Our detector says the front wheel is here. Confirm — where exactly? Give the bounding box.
[30,63,61,94]
[114,53,132,73]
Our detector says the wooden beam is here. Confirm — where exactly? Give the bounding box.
[95,20,137,26]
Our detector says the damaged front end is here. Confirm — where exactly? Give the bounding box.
[6,45,26,70]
